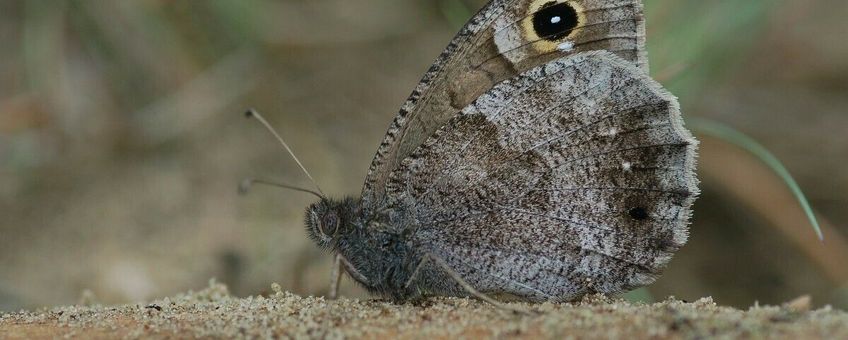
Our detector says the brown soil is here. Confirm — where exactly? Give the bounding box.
[1,281,846,339]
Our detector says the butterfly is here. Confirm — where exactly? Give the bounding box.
[250,0,698,306]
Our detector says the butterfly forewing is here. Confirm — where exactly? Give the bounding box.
[363,0,648,206]
[383,52,697,301]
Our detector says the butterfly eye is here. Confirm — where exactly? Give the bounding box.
[320,212,339,236]
[532,2,579,41]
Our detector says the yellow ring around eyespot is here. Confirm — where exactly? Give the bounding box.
[521,0,587,53]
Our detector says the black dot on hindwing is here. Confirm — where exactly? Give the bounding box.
[629,207,649,221]
[532,2,579,41]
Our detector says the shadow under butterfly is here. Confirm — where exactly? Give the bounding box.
[242,0,698,311]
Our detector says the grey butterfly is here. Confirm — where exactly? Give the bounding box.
[293,0,698,304]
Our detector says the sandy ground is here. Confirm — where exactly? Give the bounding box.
[1,281,846,339]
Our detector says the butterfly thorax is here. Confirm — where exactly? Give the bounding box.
[304,197,422,300]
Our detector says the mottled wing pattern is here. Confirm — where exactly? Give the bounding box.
[363,0,648,206]
[385,52,698,302]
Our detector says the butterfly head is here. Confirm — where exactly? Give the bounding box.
[305,197,361,248]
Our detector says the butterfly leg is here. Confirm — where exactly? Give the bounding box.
[329,253,371,299]
[404,256,429,289]
[328,254,343,300]
[425,253,532,314]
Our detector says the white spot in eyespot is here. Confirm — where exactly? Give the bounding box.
[550,16,561,24]
[622,162,633,172]
[557,41,574,52]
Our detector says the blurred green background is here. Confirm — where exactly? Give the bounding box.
[1,0,847,311]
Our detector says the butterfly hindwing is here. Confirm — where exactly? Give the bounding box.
[383,52,697,301]
[363,0,648,205]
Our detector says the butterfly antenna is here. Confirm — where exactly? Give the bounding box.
[244,108,326,198]
[239,178,323,199]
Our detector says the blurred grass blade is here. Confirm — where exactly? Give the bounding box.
[439,0,473,29]
[689,117,824,241]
